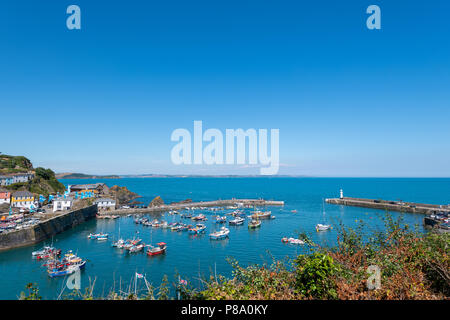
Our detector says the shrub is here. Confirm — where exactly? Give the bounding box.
[295,252,340,299]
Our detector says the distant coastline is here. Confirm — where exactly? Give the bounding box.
[55,173,120,179]
[56,173,311,179]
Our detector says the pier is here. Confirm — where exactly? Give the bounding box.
[326,197,450,215]
[101,199,285,216]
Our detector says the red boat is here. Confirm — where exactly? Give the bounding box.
[147,242,167,256]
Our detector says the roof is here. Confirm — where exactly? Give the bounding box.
[54,197,73,202]
[70,183,105,190]
[12,191,33,197]
[95,198,116,203]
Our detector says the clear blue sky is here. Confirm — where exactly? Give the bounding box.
[0,1,449,176]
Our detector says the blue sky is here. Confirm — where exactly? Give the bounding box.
[0,1,449,176]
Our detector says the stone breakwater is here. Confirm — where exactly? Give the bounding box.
[326,197,450,214]
[0,205,97,251]
[102,199,285,216]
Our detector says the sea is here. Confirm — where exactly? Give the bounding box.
[0,177,449,299]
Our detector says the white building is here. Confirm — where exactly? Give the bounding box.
[95,198,116,210]
[11,191,35,208]
[0,189,11,205]
[53,197,73,212]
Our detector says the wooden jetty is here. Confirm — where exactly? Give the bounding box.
[99,199,284,216]
[326,197,450,215]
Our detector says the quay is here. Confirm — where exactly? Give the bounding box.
[100,199,285,216]
[0,205,97,252]
[326,197,450,215]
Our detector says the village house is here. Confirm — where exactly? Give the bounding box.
[94,198,116,210]
[0,175,14,186]
[12,173,34,184]
[0,173,34,186]
[0,189,11,205]
[11,191,35,208]
[70,183,109,196]
[53,197,73,212]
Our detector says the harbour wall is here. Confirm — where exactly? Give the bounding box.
[0,205,97,252]
[102,199,284,216]
[326,197,450,214]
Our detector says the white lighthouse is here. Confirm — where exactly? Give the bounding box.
[340,189,344,199]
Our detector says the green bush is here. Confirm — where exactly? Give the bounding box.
[295,252,340,299]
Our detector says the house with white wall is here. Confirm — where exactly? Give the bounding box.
[0,189,11,205]
[95,198,116,210]
[11,191,35,208]
[53,197,73,212]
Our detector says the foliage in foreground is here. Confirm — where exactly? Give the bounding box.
[20,214,449,300]
[190,215,449,300]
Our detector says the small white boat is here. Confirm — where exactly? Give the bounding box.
[316,224,331,232]
[229,217,244,225]
[209,227,230,240]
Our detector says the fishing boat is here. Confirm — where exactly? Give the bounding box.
[282,237,305,245]
[215,216,227,223]
[160,221,169,229]
[48,265,80,278]
[229,216,244,226]
[209,227,230,240]
[147,242,167,256]
[316,224,331,232]
[230,210,244,217]
[188,224,206,234]
[251,211,272,220]
[97,233,109,241]
[128,243,145,253]
[177,224,190,232]
[291,209,298,213]
[32,246,60,258]
[112,238,125,248]
[150,219,160,227]
[123,238,142,250]
[170,223,180,231]
[191,214,207,221]
[248,220,262,229]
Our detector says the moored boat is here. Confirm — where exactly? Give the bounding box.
[229,216,244,225]
[147,242,167,256]
[209,227,230,240]
[248,220,261,229]
[215,216,227,223]
[316,224,331,232]
[191,214,207,221]
[251,211,272,220]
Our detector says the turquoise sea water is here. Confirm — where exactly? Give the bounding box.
[0,177,449,300]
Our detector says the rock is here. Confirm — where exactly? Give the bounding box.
[149,196,164,207]
[108,185,140,205]
[170,199,193,205]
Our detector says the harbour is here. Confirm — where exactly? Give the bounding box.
[0,177,446,299]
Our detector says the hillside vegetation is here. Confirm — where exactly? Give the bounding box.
[0,154,65,196]
[0,154,33,174]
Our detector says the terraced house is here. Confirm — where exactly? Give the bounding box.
[0,189,11,205]
[11,191,35,208]
[0,175,14,186]
[0,173,34,186]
